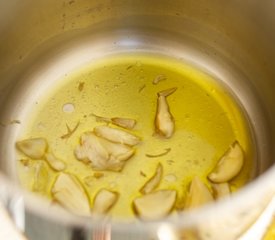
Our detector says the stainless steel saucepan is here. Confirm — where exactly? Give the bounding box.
[1,1,275,239]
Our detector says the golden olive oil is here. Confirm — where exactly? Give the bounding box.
[16,53,255,219]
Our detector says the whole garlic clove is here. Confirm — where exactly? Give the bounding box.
[51,173,91,216]
[94,125,140,146]
[140,163,163,194]
[92,189,119,215]
[208,141,244,183]
[185,176,213,210]
[16,138,48,159]
[133,190,177,220]
[45,152,66,171]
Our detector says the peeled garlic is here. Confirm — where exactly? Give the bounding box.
[133,190,177,220]
[140,163,163,194]
[155,88,177,138]
[75,132,134,171]
[51,173,91,216]
[45,152,66,171]
[212,182,231,199]
[16,138,48,159]
[32,161,48,193]
[94,125,140,146]
[92,189,119,215]
[208,141,244,183]
[185,177,213,210]
[111,117,136,129]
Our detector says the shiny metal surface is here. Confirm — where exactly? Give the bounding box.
[0,0,275,239]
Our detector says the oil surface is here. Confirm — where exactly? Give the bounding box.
[16,53,254,219]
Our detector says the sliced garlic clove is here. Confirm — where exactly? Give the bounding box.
[32,161,48,193]
[92,189,119,215]
[212,182,231,200]
[45,152,66,171]
[75,132,109,169]
[133,190,177,220]
[75,132,134,171]
[111,117,136,129]
[155,88,177,139]
[185,176,213,210]
[94,125,140,146]
[16,138,48,159]
[51,173,91,216]
[140,163,163,194]
[208,141,244,183]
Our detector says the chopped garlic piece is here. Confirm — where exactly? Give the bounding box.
[155,88,177,138]
[140,163,163,194]
[212,182,231,200]
[185,177,213,210]
[152,74,167,85]
[75,132,134,171]
[208,141,244,183]
[94,126,140,146]
[16,138,48,159]
[51,173,90,216]
[45,152,66,171]
[32,162,48,193]
[111,117,136,129]
[133,190,177,220]
[92,189,119,215]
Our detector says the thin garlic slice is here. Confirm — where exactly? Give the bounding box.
[140,163,163,194]
[32,162,48,193]
[155,87,177,138]
[212,182,231,200]
[16,138,48,159]
[45,152,66,171]
[94,126,140,146]
[51,173,90,216]
[185,177,213,210]
[111,117,136,129]
[208,141,244,183]
[75,132,134,171]
[92,189,119,215]
[133,190,177,220]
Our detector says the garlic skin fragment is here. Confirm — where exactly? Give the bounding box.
[133,190,177,220]
[140,163,163,194]
[94,125,140,146]
[75,132,134,171]
[155,88,177,138]
[45,152,66,171]
[92,189,119,215]
[212,182,231,200]
[185,176,213,210]
[111,117,136,129]
[16,138,48,159]
[208,141,244,183]
[51,173,91,216]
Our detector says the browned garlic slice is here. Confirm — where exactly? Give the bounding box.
[94,126,140,146]
[32,161,48,193]
[75,132,134,171]
[140,163,163,194]
[111,117,136,129]
[16,138,48,159]
[185,176,213,210]
[152,74,167,85]
[51,173,90,215]
[45,152,66,171]
[208,141,244,183]
[92,189,119,215]
[155,87,177,138]
[133,190,177,220]
[212,182,231,200]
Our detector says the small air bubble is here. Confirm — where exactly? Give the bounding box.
[62,103,75,113]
